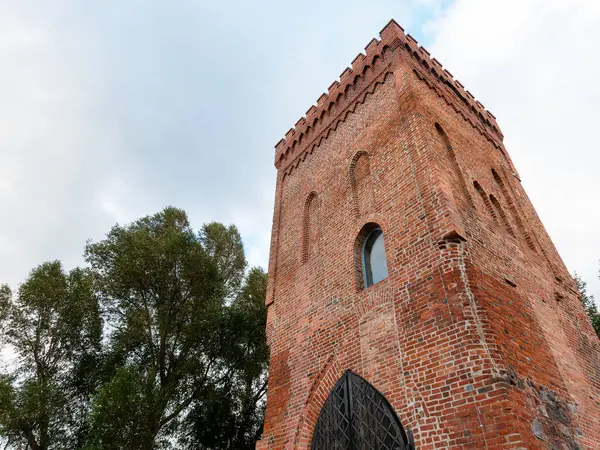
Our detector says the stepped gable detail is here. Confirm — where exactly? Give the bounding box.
[275,19,504,175]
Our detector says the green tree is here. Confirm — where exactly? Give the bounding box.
[186,267,268,449]
[0,262,102,450]
[574,272,600,338]
[200,222,247,298]
[83,207,268,449]
[83,366,153,449]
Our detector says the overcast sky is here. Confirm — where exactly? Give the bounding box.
[0,0,598,303]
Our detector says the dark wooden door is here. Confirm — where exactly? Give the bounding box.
[311,371,414,450]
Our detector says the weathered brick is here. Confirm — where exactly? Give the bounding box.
[258,19,600,450]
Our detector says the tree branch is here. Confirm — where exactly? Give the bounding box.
[22,427,41,450]
[252,377,268,406]
[158,357,220,428]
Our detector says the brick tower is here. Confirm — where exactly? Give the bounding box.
[257,20,600,450]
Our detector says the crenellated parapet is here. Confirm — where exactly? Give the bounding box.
[274,19,504,174]
[262,18,600,450]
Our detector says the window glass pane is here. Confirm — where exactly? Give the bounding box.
[363,229,388,288]
[369,232,388,285]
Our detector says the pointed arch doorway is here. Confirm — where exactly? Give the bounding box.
[311,370,414,450]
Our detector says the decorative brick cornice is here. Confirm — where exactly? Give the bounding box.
[275,19,504,174]
[281,70,391,178]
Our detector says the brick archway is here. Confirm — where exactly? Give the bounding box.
[293,355,346,449]
[293,354,414,450]
[311,370,412,450]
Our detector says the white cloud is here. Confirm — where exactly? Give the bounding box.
[0,3,138,287]
[423,0,600,301]
[1,0,596,306]
[0,0,429,287]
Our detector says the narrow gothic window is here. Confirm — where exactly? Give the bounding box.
[311,371,413,450]
[362,228,388,288]
[302,192,319,263]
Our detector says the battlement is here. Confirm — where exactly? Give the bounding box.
[262,19,600,450]
[274,19,503,171]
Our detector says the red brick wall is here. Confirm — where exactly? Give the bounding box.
[258,21,600,450]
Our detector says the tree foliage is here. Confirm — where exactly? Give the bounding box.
[0,262,102,450]
[0,207,269,450]
[574,272,600,338]
[83,207,267,449]
[186,267,268,449]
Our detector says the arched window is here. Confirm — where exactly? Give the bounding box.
[311,371,413,450]
[363,228,388,287]
[355,223,388,289]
